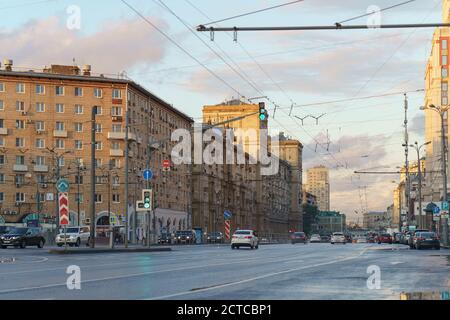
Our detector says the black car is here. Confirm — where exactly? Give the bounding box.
[413,231,440,250]
[291,232,307,244]
[174,230,196,244]
[207,232,224,243]
[0,226,11,236]
[158,233,173,244]
[408,229,429,248]
[0,227,46,249]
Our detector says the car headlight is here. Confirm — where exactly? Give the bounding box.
[186,237,190,239]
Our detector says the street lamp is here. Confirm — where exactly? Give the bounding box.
[409,141,431,229]
[420,104,449,245]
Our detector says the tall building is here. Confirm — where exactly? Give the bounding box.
[306,166,330,211]
[316,211,345,234]
[423,0,450,203]
[0,62,193,240]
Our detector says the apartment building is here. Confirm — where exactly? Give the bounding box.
[0,61,193,238]
[306,166,330,212]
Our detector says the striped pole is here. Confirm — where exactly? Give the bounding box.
[225,220,231,241]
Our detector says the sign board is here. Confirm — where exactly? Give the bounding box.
[56,179,70,193]
[443,201,449,211]
[143,169,153,181]
[110,215,117,226]
[58,192,69,226]
[433,217,440,221]
[224,210,232,220]
[441,214,449,219]
[163,160,170,168]
[0,216,5,224]
[433,206,441,216]
[46,193,54,201]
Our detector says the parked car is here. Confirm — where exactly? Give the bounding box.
[331,232,346,244]
[158,232,173,244]
[231,230,259,249]
[291,232,307,244]
[55,226,90,247]
[320,235,331,243]
[310,234,321,243]
[0,227,45,249]
[0,226,11,236]
[393,232,402,244]
[174,230,196,244]
[367,236,376,243]
[377,233,393,244]
[207,231,224,243]
[413,231,440,250]
[403,233,412,245]
[345,234,353,243]
[356,236,367,243]
[408,229,429,248]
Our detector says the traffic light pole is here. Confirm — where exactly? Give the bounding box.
[89,106,97,248]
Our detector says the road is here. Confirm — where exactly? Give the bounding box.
[0,243,449,300]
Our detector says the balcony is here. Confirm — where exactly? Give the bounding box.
[110,149,124,157]
[13,165,28,172]
[107,131,137,141]
[53,130,68,138]
[34,165,49,172]
[0,128,8,135]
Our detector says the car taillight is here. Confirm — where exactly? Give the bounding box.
[418,237,425,241]
[232,236,238,239]
[245,236,252,239]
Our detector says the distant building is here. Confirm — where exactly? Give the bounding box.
[363,211,388,230]
[306,166,330,211]
[317,211,345,234]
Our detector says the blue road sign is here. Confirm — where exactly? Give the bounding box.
[56,179,70,193]
[143,169,153,181]
[224,210,232,220]
[433,206,440,215]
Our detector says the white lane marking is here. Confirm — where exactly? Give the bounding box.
[390,262,404,265]
[146,248,370,300]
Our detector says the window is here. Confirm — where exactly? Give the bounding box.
[74,104,83,114]
[112,106,122,116]
[0,83,4,92]
[0,100,3,111]
[111,142,120,150]
[0,174,4,183]
[76,193,83,204]
[15,174,25,186]
[15,193,25,203]
[95,123,102,133]
[0,155,4,165]
[56,122,65,131]
[443,39,448,50]
[74,123,83,132]
[35,138,45,148]
[443,82,448,91]
[37,193,45,203]
[16,155,25,165]
[112,124,122,132]
[36,156,45,166]
[56,86,64,96]
[112,89,122,99]
[36,84,45,95]
[112,176,120,186]
[0,119,4,128]
[36,121,45,131]
[58,157,65,167]
[94,194,103,203]
[95,141,102,150]
[94,106,102,115]
[75,140,83,150]
[0,137,4,147]
[16,138,25,148]
[56,103,64,113]
[55,139,65,149]
[16,83,25,93]
[111,159,120,169]
[36,102,45,112]
[74,87,83,97]
[16,120,25,129]
[95,159,102,168]
[94,88,102,98]
[443,96,448,106]
[112,194,120,203]
[16,101,25,111]
[443,55,448,66]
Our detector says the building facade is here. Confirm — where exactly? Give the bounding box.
[363,211,388,230]
[306,166,330,212]
[0,62,193,240]
[317,211,345,235]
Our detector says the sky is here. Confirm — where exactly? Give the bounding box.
[0,0,442,222]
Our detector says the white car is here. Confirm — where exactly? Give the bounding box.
[56,226,90,247]
[231,230,259,250]
[331,232,346,244]
[356,236,367,243]
[310,234,321,243]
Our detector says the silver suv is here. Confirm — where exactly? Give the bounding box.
[56,226,90,247]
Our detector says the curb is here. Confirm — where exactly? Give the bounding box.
[48,247,172,254]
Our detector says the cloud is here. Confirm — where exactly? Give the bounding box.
[0,15,168,74]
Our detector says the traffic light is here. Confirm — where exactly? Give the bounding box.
[143,189,152,209]
[259,102,268,121]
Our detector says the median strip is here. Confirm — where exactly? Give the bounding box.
[48,247,171,255]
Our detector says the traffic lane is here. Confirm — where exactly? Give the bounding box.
[166,245,449,300]
[0,244,369,299]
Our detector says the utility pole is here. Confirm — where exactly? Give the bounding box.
[89,106,97,248]
[402,94,411,230]
[440,109,449,245]
[77,162,81,226]
[410,142,431,230]
[124,109,129,248]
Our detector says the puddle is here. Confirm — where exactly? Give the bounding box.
[400,290,450,300]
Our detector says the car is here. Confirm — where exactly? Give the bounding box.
[408,229,429,248]
[377,233,393,244]
[403,233,411,245]
[55,226,90,247]
[356,236,367,243]
[331,232,346,244]
[158,232,173,244]
[0,227,45,249]
[0,226,11,236]
[174,230,196,244]
[367,236,376,243]
[310,234,321,243]
[291,232,307,244]
[320,235,331,243]
[231,230,259,249]
[393,232,402,244]
[207,231,224,243]
[413,231,440,250]
[345,234,353,243]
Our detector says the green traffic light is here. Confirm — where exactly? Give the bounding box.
[144,203,150,209]
[259,114,266,121]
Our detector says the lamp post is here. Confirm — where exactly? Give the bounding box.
[409,141,431,229]
[421,104,449,245]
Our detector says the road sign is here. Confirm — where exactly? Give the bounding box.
[58,193,69,226]
[225,220,231,240]
[224,210,232,220]
[442,214,449,219]
[163,159,170,168]
[143,169,153,181]
[443,201,449,211]
[56,179,70,193]
[110,215,117,226]
[433,206,441,215]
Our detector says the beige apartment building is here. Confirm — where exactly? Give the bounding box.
[0,61,193,239]
[306,166,330,212]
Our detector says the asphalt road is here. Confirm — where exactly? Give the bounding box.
[0,243,449,300]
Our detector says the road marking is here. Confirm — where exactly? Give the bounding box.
[146,248,370,300]
[390,261,404,265]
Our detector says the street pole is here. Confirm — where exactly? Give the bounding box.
[403,94,411,229]
[108,163,114,249]
[124,110,129,248]
[77,163,81,226]
[55,155,61,232]
[440,111,449,246]
[89,106,97,248]
[416,145,423,229]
